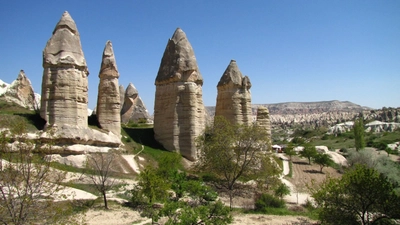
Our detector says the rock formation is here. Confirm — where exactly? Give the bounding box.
[1,70,37,110]
[40,11,89,128]
[153,28,205,161]
[215,60,252,125]
[256,106,272,148]
[96,41,121,136]
[120,83,150,124]
[119,85,125,110]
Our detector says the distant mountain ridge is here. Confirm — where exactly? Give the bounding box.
[253,100,371,115]
[206,100,399,129]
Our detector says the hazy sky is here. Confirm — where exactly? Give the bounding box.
[1,1,399,113]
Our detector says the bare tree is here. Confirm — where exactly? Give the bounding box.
[85,151,118,209]
[0,119,67,225]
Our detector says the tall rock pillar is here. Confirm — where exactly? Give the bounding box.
[215,60,252,125]
[256,106,272,149]
[40,11,89,128]
[154,28,205,161]
[96,41,121,136]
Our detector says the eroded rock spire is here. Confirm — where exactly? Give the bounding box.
[40,11,89,128]
[121,83,150,124]
[96,41,121,136]
[154,28,205,161]
[215,60,252,125]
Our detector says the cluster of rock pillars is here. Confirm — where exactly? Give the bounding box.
[37,11,271,161]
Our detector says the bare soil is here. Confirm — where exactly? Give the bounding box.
[287,156,342,192]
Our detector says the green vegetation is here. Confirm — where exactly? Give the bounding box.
[274,183,290,200]
[313,152,334,173]
[299,144,317,165]
[130,153,232,225]
[312,164,400,225]
[354,117,366,151]
[196,116,279,209]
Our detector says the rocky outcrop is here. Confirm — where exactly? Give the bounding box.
[153,28,205,161]
[256,106,272,147]
[365,121,400,133]
[96,41,121,136]
[120,83,150,124]
[215,60,252,125]
[1,70,38,110]
[40,11,89,128]
[327,121,354,134]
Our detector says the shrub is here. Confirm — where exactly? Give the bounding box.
[255,193,285,212]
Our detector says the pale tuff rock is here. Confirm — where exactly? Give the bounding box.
[96,41,121,136]
[327,121,354,134]
[215,60,252,125]
[40,11,89,128]
[120,83,150,124]
[364,121,400,133]
[154,28,205,161]
[1,70,38,110]
[256,106,272,148]
[39,124,121,148]
[119,85,125,111]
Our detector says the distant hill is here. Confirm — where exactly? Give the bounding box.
[206,100,369,116]
[206,100,399,129]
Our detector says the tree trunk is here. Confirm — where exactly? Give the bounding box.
[103,191,108,209]
[229,189,233,210]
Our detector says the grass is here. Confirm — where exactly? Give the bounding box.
[63,183,101,196]
[239,205,319,221]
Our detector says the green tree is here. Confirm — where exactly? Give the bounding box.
[313,152,334,173]
[312,164,400,225]
[284,143,296,161]
[299,144,317,165]
[354,117,366,151]
[274,183,290,200]
[132,154,232,225]
[196,116,274,209]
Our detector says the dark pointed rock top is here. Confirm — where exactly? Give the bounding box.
[99,40,119,78]
[17,70,27,80]
[218,60,251,90]
[43,11,87,69]
[155,28,202,84]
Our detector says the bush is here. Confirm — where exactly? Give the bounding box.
[372,141,387,150]
[255,193,285,212]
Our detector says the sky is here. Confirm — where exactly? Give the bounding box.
[1,1,399,114]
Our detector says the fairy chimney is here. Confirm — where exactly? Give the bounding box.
[215,60,252,125]
[153,28,205,161]
[96,41,121,136]
[40,11,89,128]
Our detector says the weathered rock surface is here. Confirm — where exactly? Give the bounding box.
[40,11,89,128]
[120,83,150,124]
[40,124,121,148]
[119,85,125,110]
[153,28,205,161]
[215,60,252,125]
[0,70,38,110]
[327,121,354,134]
[365,121,400,133]
[256,106,272,147]
[96,41,121,136]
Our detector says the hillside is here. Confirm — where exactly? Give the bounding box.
[207,100,399,129]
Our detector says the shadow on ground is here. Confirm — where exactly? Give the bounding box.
[123,127,166,150]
